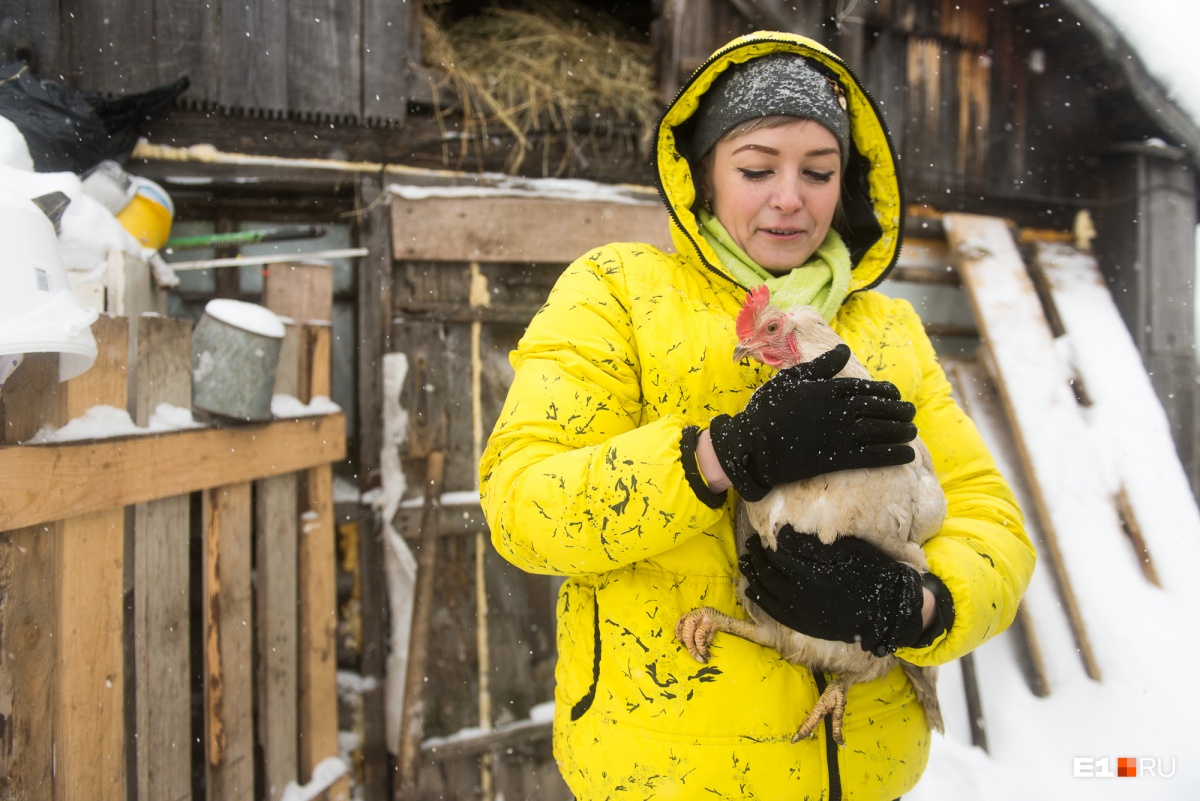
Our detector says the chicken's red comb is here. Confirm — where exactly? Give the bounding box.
[735,285,771,340]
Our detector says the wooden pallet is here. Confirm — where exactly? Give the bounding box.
[0,312,348,801]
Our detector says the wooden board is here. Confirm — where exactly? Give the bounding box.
[133,315,193,801]
[945,213,1116,681]
[0,413,346,531]
[297,321,348,798]
[0,520,56,797]
[0,353,60,796]
[354,173,393,492]
[298,463,343,795]
[218,0,288,113]
[942,354,1050,699]
[202,483,255,799]
[361,0,411,122]
[256,474,301,801]
[52,315,128,801]
[264,261,335,324]
[1032,241,1197,588]
[286,0,362,119]
[390,196,673,264]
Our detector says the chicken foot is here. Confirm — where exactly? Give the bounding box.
[675,606,775,663]
[793,674,853,746]
[676,607,858,747]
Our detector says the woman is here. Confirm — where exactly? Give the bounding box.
[480,31,1034,800]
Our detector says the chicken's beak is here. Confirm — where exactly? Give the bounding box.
[732,343,752,363]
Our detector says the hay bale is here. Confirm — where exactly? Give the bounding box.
[421,2,659,175]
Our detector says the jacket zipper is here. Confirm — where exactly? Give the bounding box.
[813,672,842,801]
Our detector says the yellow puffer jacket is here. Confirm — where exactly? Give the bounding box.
[480,32,1035,801]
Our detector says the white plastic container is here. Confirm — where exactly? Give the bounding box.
[0,187,98,382]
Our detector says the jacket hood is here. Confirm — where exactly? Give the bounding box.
[655,32,904,296]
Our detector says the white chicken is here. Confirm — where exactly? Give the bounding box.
[676,285,947,745]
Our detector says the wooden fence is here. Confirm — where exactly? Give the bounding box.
[0,311,348,801]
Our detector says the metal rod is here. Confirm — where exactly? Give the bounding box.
[165,247,368,271]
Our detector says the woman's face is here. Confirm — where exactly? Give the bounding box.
[707,118,842,274]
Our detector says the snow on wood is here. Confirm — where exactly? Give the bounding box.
[946,212,1111,681]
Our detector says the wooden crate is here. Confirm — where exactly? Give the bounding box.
[0,313,348,801]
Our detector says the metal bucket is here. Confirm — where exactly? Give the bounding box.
[191,299,285,422]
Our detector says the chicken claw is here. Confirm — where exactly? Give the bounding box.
[792,674,852,746]
[675,608,719,662]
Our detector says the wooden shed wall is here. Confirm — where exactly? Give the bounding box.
[3,0,417,123]
[3,0,1185,215]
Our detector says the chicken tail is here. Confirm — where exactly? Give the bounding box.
[900,662,943,734]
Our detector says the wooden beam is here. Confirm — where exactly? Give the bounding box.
[941,354,1050,699]
[256,473,300,801]
[422,716,552,762]
[297,322,348,800]
[0,413,346,531]
[298,463,344,799]
[202,482,255,799]
[391,196,673,263]
[355,172,393,494]
[946,213,1111,682]
[396,451,447,799]
[52,315,129,801]
[133,315,193,801]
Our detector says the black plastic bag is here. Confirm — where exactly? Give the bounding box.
[0,62,188,173]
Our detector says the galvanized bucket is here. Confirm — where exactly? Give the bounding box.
[191,299,285,422]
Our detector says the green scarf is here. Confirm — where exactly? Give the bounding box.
[697,208,852,322]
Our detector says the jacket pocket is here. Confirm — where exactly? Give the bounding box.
[557,581,601,721]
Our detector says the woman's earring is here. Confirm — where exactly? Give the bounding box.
[703,197,713,212]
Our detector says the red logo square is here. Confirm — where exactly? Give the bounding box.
[1118,757,1137,777]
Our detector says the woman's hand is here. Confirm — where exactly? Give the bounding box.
[707,345,917,502]
[738,527,946,656]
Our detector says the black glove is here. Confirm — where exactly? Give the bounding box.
[709,344,917,502]
[739,527,930,656]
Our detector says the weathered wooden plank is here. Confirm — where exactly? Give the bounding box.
[0,413,346,531]
[52,314,128,801]
[423,716,552,762]
[361,0,411,122]
[133,315,193,801]
[202,482,255,800]
[264,261,335,324]
[54,509,126,801]
[0,521,56,797]
[946,213,1114,682]
[397,451,446,799]
[218,0,288,112]
[286,0,363,119]
[256,473,300,801]
[1095,150,1200,492]
[0,353,59,797]
[355,173,391,492]
[297,321,345,797]
[390,196,673,263]
[155,0,219,99]
[348,509,391,801]
[298,463,343,794]
[1,352,57,445]
[62,0,156,92]
[300,325,333,404]
[941,354,1050,699]
[1032,241,1198,589]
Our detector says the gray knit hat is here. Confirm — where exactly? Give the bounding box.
[689,54,850,164]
